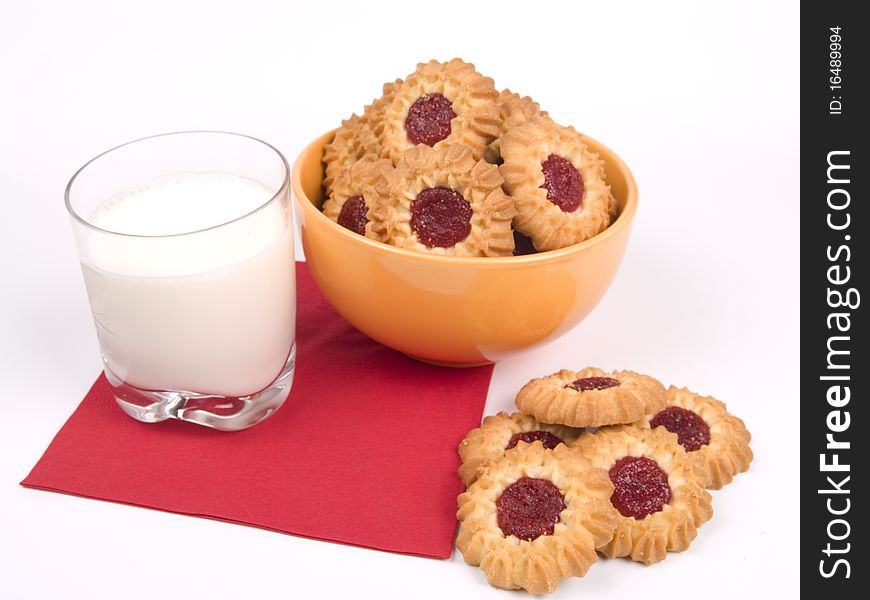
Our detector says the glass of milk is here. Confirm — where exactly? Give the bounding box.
[65,131,296,431]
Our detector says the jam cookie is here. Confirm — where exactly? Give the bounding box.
[322,157,395,240]
[512,229,538,255]
[458,411,582,486]
[322,114,372,195]
[456,442,618,594]
[571,426,713,565]
[380,58,501,163]
[637,386,753,490]
[322,80,402,195]
[371,144,516,256]
[500,117,615,251]
[486,89,547,164]
[516,368,667,428]
[360,78,402,156]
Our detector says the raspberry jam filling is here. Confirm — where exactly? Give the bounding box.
[496,477,566,541]
[506,430,564,450]
[650,406,711,452]
[405,93,456,146]
[609,456,671,519]
[410,186,472,248]
[568,376,620,392]
[512,229,537,255]
[540,154,584,213]
[337,195,368,236]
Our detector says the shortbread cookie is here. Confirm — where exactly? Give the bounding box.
[360,78,402,152]
[371,144,516,256]
[458,412,582,486]
[322,80,401,195]
[456,442,618,595]
[516,368,667,428]
[322,157,394,240]
[636,386,753,490]
[322,114,373,195]
[380,58,501,163]
[500,117,614,251]
[486,89,546,164]
[512,229,538,255]
[571,426,713,565]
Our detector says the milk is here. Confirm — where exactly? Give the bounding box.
[79,173,295,397]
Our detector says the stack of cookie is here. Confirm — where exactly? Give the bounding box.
[321,58,617,256]
[456,367,753,594]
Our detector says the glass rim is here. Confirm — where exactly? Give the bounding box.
[64,130,291,239]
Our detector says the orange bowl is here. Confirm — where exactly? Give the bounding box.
[291,132,637,367]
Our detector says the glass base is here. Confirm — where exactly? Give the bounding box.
[105,344,296,431]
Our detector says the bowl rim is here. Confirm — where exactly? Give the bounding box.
[292,130,638,266]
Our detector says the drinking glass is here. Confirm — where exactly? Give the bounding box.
[65,131,296,431]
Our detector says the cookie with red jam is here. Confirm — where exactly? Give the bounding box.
[371,144,516,256]
[636,386,753,490]
[500,117,616,251]
[458,411,583,486]
[456,442,618,595]
[571,426,713,565]
[486,89,547,164]
[362,78,402,149]
[322,114,373,195]
[516,368,667,428]
[380,58,501,163]
[511,229,538,255]
[322,157,395,241]
[322,80,402,196]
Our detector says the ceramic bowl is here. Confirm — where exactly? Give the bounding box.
[291,132,637,367]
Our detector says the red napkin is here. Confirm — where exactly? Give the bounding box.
[22,262,493,558]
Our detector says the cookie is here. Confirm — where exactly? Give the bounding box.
[500,116,615,251]
[361,78,403,152]
[370,144,516,256]
[380,58,501,163]
[486,89,547,164]
[516,367,667,428]
[636,386,753,489]
[457,411,582,486]
[456,441,618,594]
[322,80,402,195]
[322,114,373,195]
[511,229,538,255]
[570,426,713,565]
[322,157,395,240]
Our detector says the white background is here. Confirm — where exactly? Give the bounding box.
[0,1,799,598]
